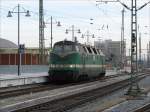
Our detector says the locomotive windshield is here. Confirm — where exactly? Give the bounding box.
[53,44,77,53]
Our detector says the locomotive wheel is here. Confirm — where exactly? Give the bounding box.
[78,75,89,81]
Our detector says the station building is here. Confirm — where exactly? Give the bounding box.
[0,38,49,65]
[94,39,126,67]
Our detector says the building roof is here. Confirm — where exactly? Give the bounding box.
[0,38,17,48]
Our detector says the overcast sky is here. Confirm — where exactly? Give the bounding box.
[1,0,150,54]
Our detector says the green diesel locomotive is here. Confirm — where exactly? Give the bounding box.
[48,40,106,81]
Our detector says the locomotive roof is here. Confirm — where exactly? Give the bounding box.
[54,40,95,47]
[55,40,95,47]
[54,40,105,56]
[55,40,78,45]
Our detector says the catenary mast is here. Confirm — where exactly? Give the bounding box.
[39,0,45,64]
[96,0,150,96]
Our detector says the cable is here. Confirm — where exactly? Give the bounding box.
[0,0,1,38]
[1,5,99,29]
[1,0,118,31]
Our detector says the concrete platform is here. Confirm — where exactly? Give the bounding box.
[0,69,119,88]
[0,75,130,112]
[0,72,49,88]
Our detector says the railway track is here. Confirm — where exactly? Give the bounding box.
[0,73,127,99]
[13,74,146,112]
[133,103,150,112]
[0,83,61,99]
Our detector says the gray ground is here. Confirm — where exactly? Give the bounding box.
[67,76,150,112]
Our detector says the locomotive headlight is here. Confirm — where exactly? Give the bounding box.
[50,64,55,68]
[49,64,52,68]
[69,65,73,68]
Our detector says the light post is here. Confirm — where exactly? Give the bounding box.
[65,25,81,42]
[144,26,150,67]
[44,16,61,49]
[7,4,31,76]
[81,30,95,45]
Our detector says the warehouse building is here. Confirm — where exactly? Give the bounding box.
[0,38,49,65]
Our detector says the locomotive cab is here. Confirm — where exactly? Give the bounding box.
[49,41,80,81]
[53,41,79,56]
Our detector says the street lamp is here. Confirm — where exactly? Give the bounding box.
[81,30,95,45]
[44,16,61,49]
[90,18,94,25]
[7,4,31,76]
[65,25,81,42]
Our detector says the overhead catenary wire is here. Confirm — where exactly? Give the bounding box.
[88,0,120,25]
[0,0,1,38]
[2,0,149,47]
[1,0,120,35]
[1,1,112,28]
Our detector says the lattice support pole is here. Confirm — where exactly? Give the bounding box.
[39,0,45,64]
[126,0,142,97]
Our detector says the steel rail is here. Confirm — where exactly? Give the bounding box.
[13,74,146,112]
[0,73,127,99]
[133,103,150,112]
[0,84,59,99]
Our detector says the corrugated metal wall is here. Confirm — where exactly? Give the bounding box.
[0,54,48,65]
